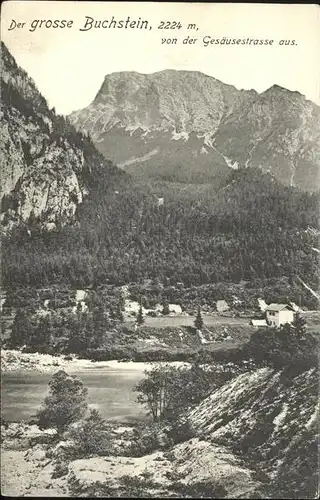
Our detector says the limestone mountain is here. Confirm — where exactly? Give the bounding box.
[70,70,320,190]
[0,42,127,233]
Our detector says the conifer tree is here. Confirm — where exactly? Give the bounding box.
[292,312,307,336]
[194,305,204,331]
[136,300,144,326]
[162,301,170,315]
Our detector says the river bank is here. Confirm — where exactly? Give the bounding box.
[1,349,189,374]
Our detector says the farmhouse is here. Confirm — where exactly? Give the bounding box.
[168,304,182,315]
[265,304,294,328]
[216,300,229,313]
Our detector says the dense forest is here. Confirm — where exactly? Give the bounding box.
[2,167,319,292]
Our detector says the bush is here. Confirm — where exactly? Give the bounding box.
[241,314,318,370]
[52,459,69,479]
[67,409,111,458]
[164,418,195,445]
[85,348,108,362]
[68,474,164,498]
[169,479,227,498]
[134,361,237,424]
[129,422,168,457]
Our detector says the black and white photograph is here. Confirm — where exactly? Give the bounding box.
[0,1,319,498]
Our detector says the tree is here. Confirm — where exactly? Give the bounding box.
[117,306,124,323]
[162,302,170,315]
[29,315,53,351]
[9,308,33,348]
[136,301,144,326]
[37,370,88,437]
[92,303,107,347]
[194,306,204,331]
[134,364,174,422]
[292,312,307,337]
[67,311,90,354]
[116,299,124,322]
[243,320,318,370]
[133,363,219,423]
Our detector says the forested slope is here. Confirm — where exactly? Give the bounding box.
[1,43,319,294]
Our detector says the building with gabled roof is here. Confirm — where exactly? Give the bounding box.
[265,303,294,328]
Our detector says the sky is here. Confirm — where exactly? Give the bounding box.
[1,1,319,115]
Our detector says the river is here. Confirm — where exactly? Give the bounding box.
[1,364,148,423]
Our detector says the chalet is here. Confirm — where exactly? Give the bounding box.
[216,300,229,313]
[265,304,294,328]
[168,304,182,315]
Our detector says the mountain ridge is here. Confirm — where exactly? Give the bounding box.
[74,70,313,113]
[70,69,320,190]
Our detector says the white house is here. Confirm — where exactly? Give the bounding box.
[265,304,294,328]
[216,300,229,313]
[124,299,141,315]
[168,304,182,315]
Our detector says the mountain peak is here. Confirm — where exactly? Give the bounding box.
[69,69,320,191]
[264,83,306,100]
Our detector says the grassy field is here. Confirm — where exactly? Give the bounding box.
[126,314,251,328]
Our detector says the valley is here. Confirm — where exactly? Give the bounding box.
[1,39,319,499]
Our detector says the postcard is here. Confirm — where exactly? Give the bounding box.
[1,2,319,498]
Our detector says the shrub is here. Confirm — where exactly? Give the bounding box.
[52,459,69,479]
[129,422,168,457]
[169,479,227,498]
[241,315,318,370]
[36,370,88,437]
[134,361,237,424]
[164,417,195,445]
[68,474,163,498]
[67,408,111,458]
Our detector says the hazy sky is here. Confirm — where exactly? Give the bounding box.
[2,1,319,114]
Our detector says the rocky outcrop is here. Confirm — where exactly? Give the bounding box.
[0,422,68,497]
[189,366,319,498]
[67,439,258,498]
[70,70,320,190]
[0,42,124,232]
[0,116,84,230]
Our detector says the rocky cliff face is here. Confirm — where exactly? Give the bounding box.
[189,366,318,498]
[0,43,124,232]
[70,70,320,190]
